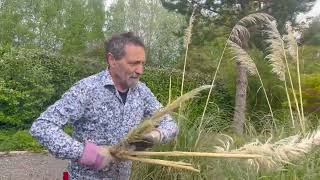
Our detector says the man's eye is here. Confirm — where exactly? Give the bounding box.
[129,61,144,65]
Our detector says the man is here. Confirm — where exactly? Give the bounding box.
[30,32,178,179]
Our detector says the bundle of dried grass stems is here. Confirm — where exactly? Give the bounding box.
[104,85,264,172]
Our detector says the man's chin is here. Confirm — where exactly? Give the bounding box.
[128,80,139,88]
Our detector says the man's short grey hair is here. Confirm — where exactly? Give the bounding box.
[105,32,145,61]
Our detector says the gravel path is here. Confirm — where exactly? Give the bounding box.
[0,152,68,180]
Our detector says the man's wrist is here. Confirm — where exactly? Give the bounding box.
[78,141,99,166]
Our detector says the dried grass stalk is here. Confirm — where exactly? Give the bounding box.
[285,22,305,128]
[123,155,200,173]
[125,151,264,159]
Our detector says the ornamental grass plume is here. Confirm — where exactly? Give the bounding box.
[284,22,298,60]
[264,20,304,131]
[228,13,274,76]
[264,21,286,81]
[215,128,320,171]
[180,7,196,103]
[227,40,257,76]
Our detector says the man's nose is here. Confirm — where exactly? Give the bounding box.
[135,64,144,74]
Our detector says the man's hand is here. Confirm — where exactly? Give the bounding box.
[78,141,115,170]
[130,129,162,151]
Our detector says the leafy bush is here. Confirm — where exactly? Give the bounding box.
[0,130,44,152]
[0,46,104,129]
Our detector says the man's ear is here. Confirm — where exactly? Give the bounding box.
[106,53,115,66]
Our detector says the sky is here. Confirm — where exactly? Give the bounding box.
[297,0,320,23]
[104,0,114,8]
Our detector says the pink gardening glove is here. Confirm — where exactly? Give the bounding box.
[78,141,115,170]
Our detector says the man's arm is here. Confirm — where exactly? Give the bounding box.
[30,82,87,160]
[141,83,178,143]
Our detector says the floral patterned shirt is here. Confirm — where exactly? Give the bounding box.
[30,70,178,180]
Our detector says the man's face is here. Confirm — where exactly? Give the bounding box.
[108,43,145,91]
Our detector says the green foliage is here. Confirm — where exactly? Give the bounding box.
[141,68,233,129]
[177,37,227,74]
[0,48,55,128]
[0,46,103,129]
[300,45,320,73]
[0,0,105,55]
[0,130,44,152]
[300,74,320,114]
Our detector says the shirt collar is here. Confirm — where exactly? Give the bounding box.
[100,69,114,87]
[100,69,139,91]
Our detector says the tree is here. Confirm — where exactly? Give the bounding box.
[0,0,105,55]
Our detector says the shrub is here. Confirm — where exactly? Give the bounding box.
[0,130,44,152]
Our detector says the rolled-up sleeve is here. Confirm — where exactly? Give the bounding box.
[29,82,87,160]
[141,84,178,143]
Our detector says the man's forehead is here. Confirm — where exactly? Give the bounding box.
[124,43,145,50]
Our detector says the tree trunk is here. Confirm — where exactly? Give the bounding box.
[231,0,250,135]
[232,62,248,134]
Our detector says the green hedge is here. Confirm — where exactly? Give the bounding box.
[141,68,233,128]
[0,46,233,130]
